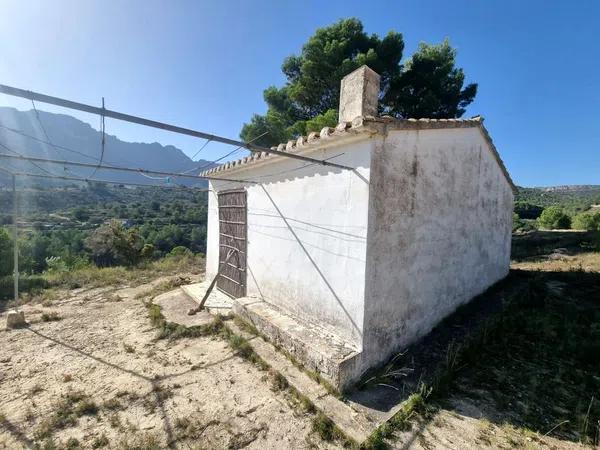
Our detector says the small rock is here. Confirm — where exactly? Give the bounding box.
[6,310,26,329]
[547,252,572,261]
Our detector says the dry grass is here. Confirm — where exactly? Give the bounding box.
[44,254,203,291]
[41,312,62,322]
[512,251,600,272]
[145,303,225,340]
[34,391,98,440]
[2,254,204,309]
[361,231,600,449]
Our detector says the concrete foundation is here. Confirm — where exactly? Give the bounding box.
[233,297,362,390]
[180,282,233,314]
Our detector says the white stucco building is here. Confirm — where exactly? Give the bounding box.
[202,66,515,390]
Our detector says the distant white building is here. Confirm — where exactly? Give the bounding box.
[202,66,514,390]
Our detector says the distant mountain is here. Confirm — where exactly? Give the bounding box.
[0,107,212,186]
[535,185,600,192]
[516,185,600,214]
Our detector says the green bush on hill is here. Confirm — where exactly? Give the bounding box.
[572,211,600,231]
[537,206,571,230]
[168,246,193,257]
[514,201,544,220]
[512,214,537,233]
[85,220,147,267]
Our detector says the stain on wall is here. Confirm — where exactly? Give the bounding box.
[363,127,513,369]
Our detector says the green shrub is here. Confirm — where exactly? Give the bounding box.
[140,243,155,260]
[537,206,571,230]
[0,274,48,301]
[72,207,90,221]
[514,201,544,220]
[168,246,192,257]
[45,256,69,274]
[512,213,538,232]
[85,220,144,267]
[41,312,62,322]
[572,211,600,231]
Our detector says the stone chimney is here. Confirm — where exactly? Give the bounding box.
[339,65,380,123]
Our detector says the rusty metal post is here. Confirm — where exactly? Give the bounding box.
[188,249,236,315]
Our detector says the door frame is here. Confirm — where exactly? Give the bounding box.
[216,188,247,298]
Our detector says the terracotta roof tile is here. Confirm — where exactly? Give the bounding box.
[199,115,515,192]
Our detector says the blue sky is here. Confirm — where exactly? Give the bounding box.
[0,0,598,187]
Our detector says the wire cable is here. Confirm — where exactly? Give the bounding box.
[0,120,251,178]
[175,138,215,175]
[190,138,211,161]
[192,131,269,173]
[88,97,106,180]
[0,151,259,184]
[0,141,60,177]
[31,99,67,161]
[30,100,88,179]
[0,83,356,171]
[213,152,347,191]
[10,170,210,191]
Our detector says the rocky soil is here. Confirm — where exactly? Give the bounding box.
[0,277,336,449]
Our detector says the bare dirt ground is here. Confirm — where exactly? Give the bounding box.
[0,231,598,449]
[388,231,600,450]
[0,276,337,449]
[394,404,587,450]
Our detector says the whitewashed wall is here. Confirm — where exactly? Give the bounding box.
[362,127,513,368]
[207,139,373,348]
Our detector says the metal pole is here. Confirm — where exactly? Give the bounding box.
[0,153,256,184]
[188,249,236,315]
[12,174,18,311]
[0,83,354,171]
[9,171,212,190]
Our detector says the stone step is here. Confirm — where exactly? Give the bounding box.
[232,297,362,390]
[180,282,234,314]
[153,289,213,327]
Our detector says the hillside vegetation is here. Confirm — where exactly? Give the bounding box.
[514,185,600,232]
[2,182,599,302]
[0,183,207,300]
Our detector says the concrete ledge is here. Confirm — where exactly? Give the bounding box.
[227,321,374,443]
[232,297,362,391]
[180,282,234,314]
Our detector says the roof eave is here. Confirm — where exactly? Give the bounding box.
[202,115,516,195]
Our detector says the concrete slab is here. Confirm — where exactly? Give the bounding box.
[153,289,213,327]
[233,297,361,390]
[180,282,233,314]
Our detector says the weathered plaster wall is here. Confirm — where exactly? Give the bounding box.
[362,127,513,368]
[206,187,220,279]
[206,139,373,348]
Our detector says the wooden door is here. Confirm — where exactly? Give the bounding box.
[216,189,247,298]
